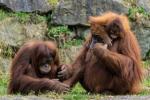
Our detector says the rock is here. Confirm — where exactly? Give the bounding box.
[0,57,11,73]
[0,17,47,72]
[0,96,50,100]
[0,0,51,13]
[1,95,150,100]
[137,0,150,13]
[132,19,150,57]
[59,46,82,64]
[51,0,128,25]
[0,17,47,47]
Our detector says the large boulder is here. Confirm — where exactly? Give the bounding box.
[132,19,150,57]
[0,0,51,13]
[0,17,47,47]
[51,0,128,25]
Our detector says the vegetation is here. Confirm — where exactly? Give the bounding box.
[48,0,58,6]
[145,50,150,60]
[128,6,150,21]
[0,73,8,95]
[0,61,150,99]
[0,9,46,24]
[47,26,83,48]
[0,42,16,58]
[0,10,8,21]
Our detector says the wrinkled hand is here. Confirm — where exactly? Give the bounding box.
[52,79,70,93]
[93,43,108,57]
[103,36,112,47]
[57,65,72,80]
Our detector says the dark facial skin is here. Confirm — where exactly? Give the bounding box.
[106,19,122,40]
[38,56,53,74]
[89,19,122,49]
[89,34,104,49]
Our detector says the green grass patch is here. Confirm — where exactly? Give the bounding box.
[0,61,150,98]
[0,73,9,95]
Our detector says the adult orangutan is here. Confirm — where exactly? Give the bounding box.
[59,12,143,94]
[8,40,70,94]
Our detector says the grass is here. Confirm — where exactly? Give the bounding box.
[0,73,8,95]
[0,9,47,24]
[0,61,150,99]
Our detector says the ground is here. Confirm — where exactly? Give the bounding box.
[0,61,150,100]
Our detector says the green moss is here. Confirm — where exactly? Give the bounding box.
[0,9,46,24]
[12,12,31,24]
[48,0,58,6]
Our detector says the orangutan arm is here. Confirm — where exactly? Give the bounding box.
[93,43,133,77]
[63,46,88,87]
[16,75,69,94]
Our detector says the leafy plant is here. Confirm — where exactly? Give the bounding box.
[128,6,150,21]
[47,26,83,48]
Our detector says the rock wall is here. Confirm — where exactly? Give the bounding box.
[51,0,150,57]
[0,0,51,13]
[51,0,128,25]
[0,0,150,72]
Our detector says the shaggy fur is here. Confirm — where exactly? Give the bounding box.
[63,12,143,94]
[8,40,69,94]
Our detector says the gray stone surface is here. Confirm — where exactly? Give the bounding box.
[137,0,150,13]
[51,0,128,25]
[0,0,51,13]
[0,57,11,73]
[132,20,150,57]
[0,17,47,72]
[1,95,150,100]
[0,17,47,47]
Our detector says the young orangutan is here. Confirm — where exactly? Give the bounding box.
[8,40,70,94]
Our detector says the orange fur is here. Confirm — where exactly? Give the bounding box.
[64,12,143,94]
